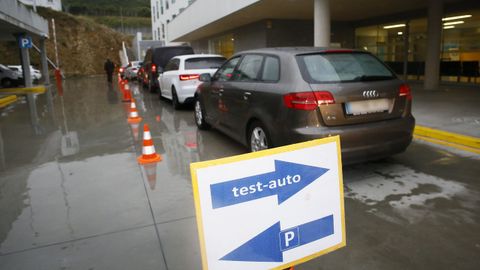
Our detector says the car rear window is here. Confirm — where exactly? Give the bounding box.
[185,57,226,70]
[297,52,395,83]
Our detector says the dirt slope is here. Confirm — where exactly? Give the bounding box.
[0,7,132,76]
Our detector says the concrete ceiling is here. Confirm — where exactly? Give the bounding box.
[171,0,473,42]
[0,0,49,41]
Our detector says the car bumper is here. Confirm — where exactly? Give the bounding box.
[280,116,415,165]
[177,83,200,103]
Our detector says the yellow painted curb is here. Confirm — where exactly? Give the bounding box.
[0,95,18,108]
[0,85,46,94]
[414,125,480,152]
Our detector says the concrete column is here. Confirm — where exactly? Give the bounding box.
[424,0,443,90]
[403,21,410,81]
[40,37,54,111]
[314,0,330,47]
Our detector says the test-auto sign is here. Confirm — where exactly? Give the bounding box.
[190,136,346,270]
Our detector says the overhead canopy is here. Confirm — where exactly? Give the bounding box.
[169,0,471,42]
[0,0,49,41]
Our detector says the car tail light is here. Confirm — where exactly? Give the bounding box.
[283,91,335,110]
[399,84,412,101]
[151,64,157,73]
[179,74,200,81]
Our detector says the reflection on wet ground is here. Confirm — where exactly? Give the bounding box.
[0,76,479,269]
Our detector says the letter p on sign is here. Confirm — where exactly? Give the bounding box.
[280,227,300,251]
[19,36,32,49]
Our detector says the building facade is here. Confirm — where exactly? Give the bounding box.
[150,0,194,43]
[18,0,62,11]
[157,0,480,88]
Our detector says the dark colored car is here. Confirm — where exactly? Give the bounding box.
[142,45,194,92]
[194,47,415,165]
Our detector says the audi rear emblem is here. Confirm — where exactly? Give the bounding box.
[363,90,379,98]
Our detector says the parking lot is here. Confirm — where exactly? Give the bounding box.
[0,76,478,269]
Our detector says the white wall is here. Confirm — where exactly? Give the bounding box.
[18,0,62,11]
[151,0,190,43]
[168,0,260,42]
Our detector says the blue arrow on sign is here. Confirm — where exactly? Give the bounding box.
[210,160,329,209]
[221,214,334,262]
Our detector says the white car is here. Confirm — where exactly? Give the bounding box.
[159,54,226,109]
[0,64,20,88]
[125,61,142,80]
[7,65,42,81]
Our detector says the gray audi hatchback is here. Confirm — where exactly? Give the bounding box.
[194,47,415,164]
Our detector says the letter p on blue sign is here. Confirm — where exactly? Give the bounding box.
[19,36,32,49]
[280,227,300,251]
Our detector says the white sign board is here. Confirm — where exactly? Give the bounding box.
[190,136,346,270]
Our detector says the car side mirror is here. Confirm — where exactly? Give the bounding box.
[199,73,212,82]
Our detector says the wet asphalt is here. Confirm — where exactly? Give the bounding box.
[0,76,479,270]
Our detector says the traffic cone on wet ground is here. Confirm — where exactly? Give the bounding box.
[130,122,140,141]
[127,99,142,124]
[122,83,132,102]
[138,124,162,164]
[142,163,158,190]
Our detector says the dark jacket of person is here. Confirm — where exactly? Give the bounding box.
[104,59,115,74]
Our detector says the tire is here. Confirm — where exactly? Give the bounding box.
[1,78,12,88]
[148,77,157,93]
[172,87,181,110]
[248,121,272,152]
[194,98,210,130]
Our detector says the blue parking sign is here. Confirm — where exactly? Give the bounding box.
[19,36,32,49]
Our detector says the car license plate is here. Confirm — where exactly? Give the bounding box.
[345,98,391,115]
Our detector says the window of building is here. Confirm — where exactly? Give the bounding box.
[355,10,480,83]
[166,0,169,10]
[209,34,235,58]
[162,24,165,39]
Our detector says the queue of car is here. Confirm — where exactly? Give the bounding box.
[0,64,41,88]
[123,45,414,164]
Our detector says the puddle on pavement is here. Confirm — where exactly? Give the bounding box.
[344,163,480,225]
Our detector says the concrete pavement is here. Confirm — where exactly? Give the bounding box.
[0,76,479,269]
[410,82,480,153]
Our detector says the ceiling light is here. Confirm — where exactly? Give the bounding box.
[397,32,403,35]
[443,21,464,26]
[443,25,455,29]
[383,24,406,29]
[442,15,472,21]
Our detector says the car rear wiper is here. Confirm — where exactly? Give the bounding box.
[352,75,394,81]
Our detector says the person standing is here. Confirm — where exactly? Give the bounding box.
[104,59,115,83]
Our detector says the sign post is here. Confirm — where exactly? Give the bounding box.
[190,136,346,270]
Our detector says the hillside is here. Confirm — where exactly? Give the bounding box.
[63,0,150,17]
[0,7,132,76]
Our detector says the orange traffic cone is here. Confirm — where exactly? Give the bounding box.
[138,124,162,164]
[130,122,140,141]
[122,83,132,102]
[143,163,157,190]
[127,99,142,124]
